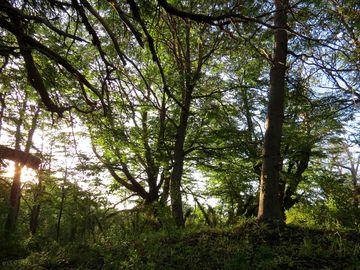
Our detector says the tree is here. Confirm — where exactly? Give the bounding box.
[1,0,359,229]
[155,0,359,224]
[4,92,41,236]
[257,0,289,223]
[0,145,41,170]
[278,67,346,214]
[333,143,359,209]
[29,168,44,235]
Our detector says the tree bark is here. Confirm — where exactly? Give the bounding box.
[170,21,194,227]
[170,109,189,227]
[5,105,40,237]
[159,169,171,206]
[5,162,22,236]
[30,170,44,235]
[0,145,41,169]
[4,95,28,236]
[257,0,288,224]
[30,204,41,235]
[0,92,5,137]
[345,147,359,208]
[282,149,311,211]
[170,86,193,226]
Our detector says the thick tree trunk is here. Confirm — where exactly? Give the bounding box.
[170,104,190,227]
[4,96,28,237]
[258,0,288,224]
[170,22,194,227]
[4,163,23,235]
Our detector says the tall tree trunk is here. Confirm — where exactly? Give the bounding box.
[56,140,71,241]
[31,129,53,235]
[170,22,193,227]
[345,147,359,209]
[0,92,5,137]
[4,95,28,237]
[170,88,193,226]
[141,109,160,204]
[258,0,288,224]
[30,203,41,235]
[56,160,68,242]
[5,162,23,236]
[170,106,189,227]
[6,107,40,235]
[30,169,43,235]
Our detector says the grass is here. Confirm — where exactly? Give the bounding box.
[1,222,360,269]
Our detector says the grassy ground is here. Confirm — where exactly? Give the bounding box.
[1,222,360,269]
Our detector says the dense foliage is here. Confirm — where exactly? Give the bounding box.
[0,0,359,269]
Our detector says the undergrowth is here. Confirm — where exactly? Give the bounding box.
[1,221,360,270]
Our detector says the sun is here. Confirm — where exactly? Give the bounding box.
[1,161,38,184]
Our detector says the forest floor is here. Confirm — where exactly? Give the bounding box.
[1,221,360,269]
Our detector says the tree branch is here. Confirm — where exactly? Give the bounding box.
[0,145,41,170]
